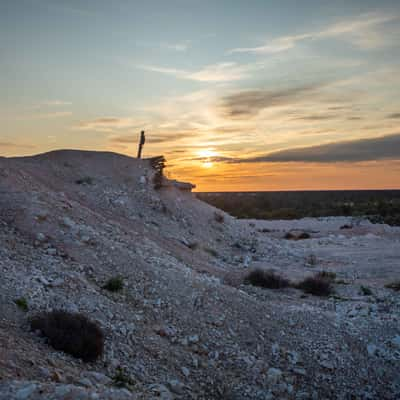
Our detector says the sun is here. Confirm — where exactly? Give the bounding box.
[197,148,217,169]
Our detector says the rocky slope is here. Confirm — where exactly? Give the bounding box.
[0,150,399,399]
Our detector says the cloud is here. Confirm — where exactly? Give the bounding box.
[293,114,338,121]
[218,83,325,118]
[387,113,400,119]
[226,133,400,163]
[138,62,259,82]
[0,141,35,149]
[41,100,72,106]
[77,117,142,132]
[34,111,72,119]
[110,131,198,145]
[161,41,191,52]
[229,12,398,54]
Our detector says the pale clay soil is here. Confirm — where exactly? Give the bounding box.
[0,150,399,399]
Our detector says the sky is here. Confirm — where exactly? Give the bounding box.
[1,0,400,191]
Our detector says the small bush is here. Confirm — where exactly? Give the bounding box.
[284,232,296,240]
[204,247,218,257]
[150,156,166,190]
[30,310,104,362]
[112,368,135,389]
[14,297,28,311]
[385,281,400,291]
[360,286,373,296]
[187,242,198,250]
[214,212,224,223]
[103,276,124,292]
[75,177,94,185]
[340,224,353,230]
[297,274,334,296]
[244,269,290,289]
[315,271,336,281]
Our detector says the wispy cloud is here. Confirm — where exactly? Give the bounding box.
[387,112,400,119]
[0,141,35,150]
[110,131,198,145]
[138,62,261,82]
[76,117,143,132]
[34,111,72,119]
[161,41,191,52]
[229,12,398,54]
[212,133,400,163]
[41,100,72,107]
[218,83,326,118]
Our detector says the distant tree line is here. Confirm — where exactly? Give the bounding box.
[197,190,400,226]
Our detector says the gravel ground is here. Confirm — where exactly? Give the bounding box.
[0,150,399,399]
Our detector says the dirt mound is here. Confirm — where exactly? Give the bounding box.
[0,150,399,399]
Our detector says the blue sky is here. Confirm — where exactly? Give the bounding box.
[1,0,400,190]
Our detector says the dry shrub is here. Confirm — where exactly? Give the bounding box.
[297,274,334,296]
[315,271,336,281]
[30,310,104,362]
[244,269,290,289]
[385,281,400,291]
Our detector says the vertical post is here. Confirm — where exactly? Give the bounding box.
[137,130,145,159]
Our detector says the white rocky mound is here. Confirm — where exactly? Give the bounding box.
[0,150,399,399]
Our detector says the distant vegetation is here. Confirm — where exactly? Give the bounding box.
[244,268,336,297]
[198,190,400,226]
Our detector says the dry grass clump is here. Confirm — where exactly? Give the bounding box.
[244,269,290,289]
[296,273,334,296]
[75,176,94,185]
[284,232,296,240]
[30,310,104,362]
[385,281,400,291]
[284,232,311,240]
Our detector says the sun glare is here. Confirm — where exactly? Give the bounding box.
[197,148,217,169]
[197,148,217,158]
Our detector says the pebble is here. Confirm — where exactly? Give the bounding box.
[267,368,282,384]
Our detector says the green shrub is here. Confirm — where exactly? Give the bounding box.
[112,368,135,389]
[30,310,104,362]
[244,269,290,289]
[14,297,28,311]
[103,276,124,292]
